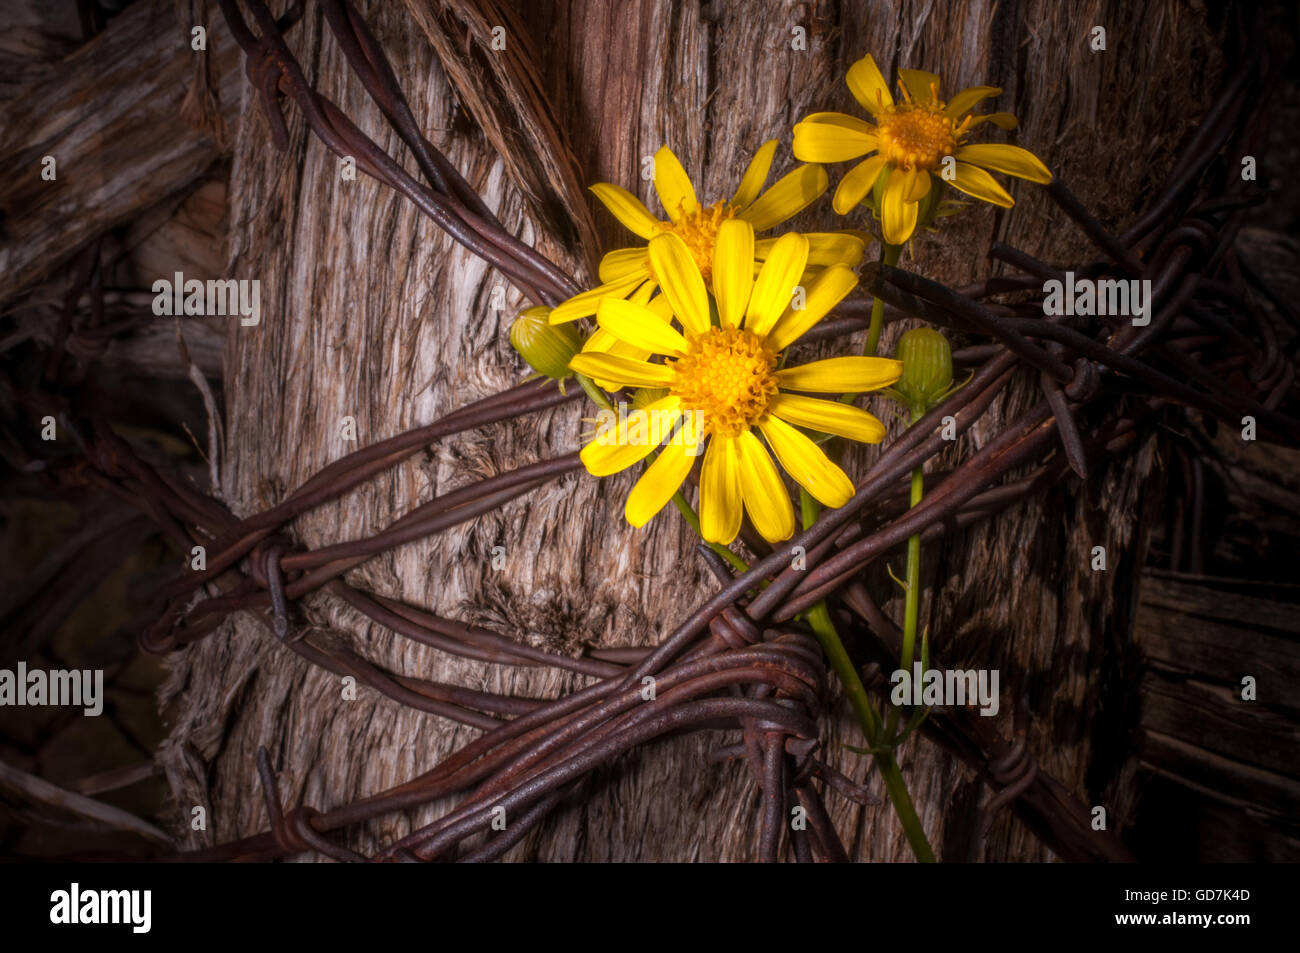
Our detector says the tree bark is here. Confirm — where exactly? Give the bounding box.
[160,0,1226,860]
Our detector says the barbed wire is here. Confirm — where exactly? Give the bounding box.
[10,0,1292,862]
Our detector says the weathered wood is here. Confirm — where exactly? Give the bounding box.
[159,0,1227,860]
[1140,676,1298,780]
[5,177,230,382]
[0,1,82,104]
[1133,570,1300,858]
[0,758,173,845]
[1135,772,1300,863]
[1141,574,1300,636]
[1138,572,1300,714]
[1141,730,1300,827]
[403,0,601,266]
[0,0,241,303]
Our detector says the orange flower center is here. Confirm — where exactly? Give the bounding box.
[658,200,734,282]
[877,103,964,172]
[670,327,778,439]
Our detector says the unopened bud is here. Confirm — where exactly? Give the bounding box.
[894,327,953,414]
[510,306,581,382]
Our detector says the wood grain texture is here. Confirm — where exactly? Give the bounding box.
[0,1,82,104]
[158,0,1225,860]
[0,0,241,302]
[1134,570,1300,856]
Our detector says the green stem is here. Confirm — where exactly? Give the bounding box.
[885,452,924,741]
[577,373,614,413]
[864,243,902,357]
[799,492,880,737]
[876,749,936,862]
[900,462,924,673]
[806,602,882,736]
[800,489,933,861]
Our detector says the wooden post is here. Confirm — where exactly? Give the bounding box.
[158,0,1228,861]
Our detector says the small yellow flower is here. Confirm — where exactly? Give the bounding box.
[568,219,902,544]
[793,55,1053,245]
[549,143,864,324]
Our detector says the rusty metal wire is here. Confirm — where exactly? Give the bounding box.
[12,0,1295,863]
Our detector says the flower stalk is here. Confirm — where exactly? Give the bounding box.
[799,487,935,862]
[865,242,902,357]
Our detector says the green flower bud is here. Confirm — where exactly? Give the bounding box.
[510,306,581,382]
[893,327,953,414]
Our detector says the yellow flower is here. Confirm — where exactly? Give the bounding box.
[548,143,864,324]
[793,54,1053,245]
[568,219,902,545]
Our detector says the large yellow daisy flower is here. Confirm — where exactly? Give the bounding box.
[549,143,864,324]
[792,55,1053,245]
[568,219,902,545]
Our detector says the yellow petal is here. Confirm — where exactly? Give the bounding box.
[699,436,742,544]
[647,233,711,335]
[969,112,1018,130]
[945,85,1002,118]
[583,326,646,358]
[949,161,1015,207]
[569,352,675,388]
[624,415,701,527]
[898,68,941,105]
[597,297,689,355]
[745,232,809,338]
[580,396,681,477]
[712,218,755,329]
[766,264,859,352]
[599,247,652,283]
[768,393,886,443]
[586,299,666,389]
[645,290,673,317]
[809,231,866,266]
[736,430,795,542]
[880,167,920,245]
[582,326,617,353]
[629,280,658,306]
[758,232,865,268]
[846,55,893,115]
[730,140,779,209]
[738,164,829,232]
[590,183,662,240]
[653,146,699,222]
[832,154,889,214]
[581,327,650,390]
[907,168,932,202]
[776,355,903,393]
[549,270,650,324]
[757,415,855,508]
[792,113,879,163]
[954,143,1052,183]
